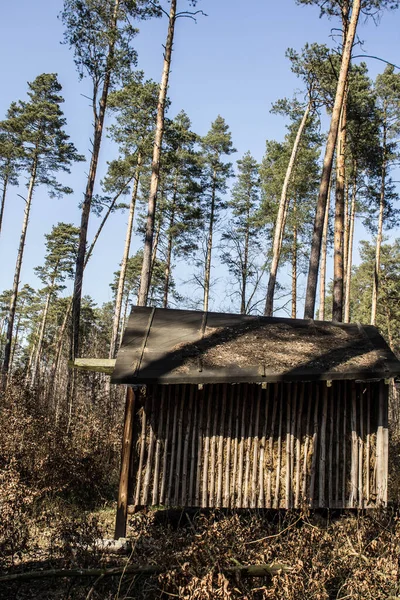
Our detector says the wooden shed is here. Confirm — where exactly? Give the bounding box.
[112,307,400,537]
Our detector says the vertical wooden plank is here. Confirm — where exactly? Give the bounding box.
[309,384,320,508]
[358,384,364,508]
[167,387,179,506]
[319,385,327,508]
[285,383,292,510]
[195,387,204,506]
[202,385,213,507]
[335,381,341,506]
[181,385,194,505]
[377,380,388,505]
[142,386,157,505]
[189,387,198,505]
[114,387,135,539]
[350,382,358,508]
[243,385,254,508]
[134,395,147,506]
[342,382,347,507]
[237,385,247,507]
[295,383,304,508]
[302,383,312,506]
[266,384,278,508]
[173,385,186,505]
[232,385,240,507]
[273,384,283,509]
[366,383,371,505]
[290,383,297,509]
[209,385,219,507]
[251,386,261,508]
[216,384,227,507]
[223,385,234,507]
[152,386,166,505]
[328,385,333,508]
[159,386,171,505]
[258,385,269,508]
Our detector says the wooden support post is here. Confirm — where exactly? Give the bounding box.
[114,386,135,540]
[376,380,389,505]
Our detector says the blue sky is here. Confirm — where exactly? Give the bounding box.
[0,0,399,314]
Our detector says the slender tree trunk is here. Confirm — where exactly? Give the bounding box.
[343,181,350,304]
[344,168,357,323]
[332,97,347,321]
[2,156,37,388]
[30,286,54,387]
[291,198,297,319]
[71,0,121,359]
[265,101,311,316]
[203,171,217,312]
[109,155,141,359]
[0,171,9,237]
[163,175,178,309]
[304,0,361,319]
[371,110,387,326]
[9,315,21,374]
[138,0,177,306]
[241,199,250,314]
[318,180,331,321]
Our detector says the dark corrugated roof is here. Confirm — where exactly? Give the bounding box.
[111,306,400,385]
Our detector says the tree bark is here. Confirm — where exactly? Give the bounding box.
[138,0,177,306]
[265,101,311,316]
[344,168,357,323]
[304,0,361,319]
[318,180,331,321]
[371,106,387,326]
[163,174,178,308]
[109,155,141,359]
[203,170,217,312]
[0,171,9,237]
[30,286,54,387]
[332,97,347,321]
[71,0,121,359]
[2,156,37,388]
[240,194,251,314]
[291,199,297,319]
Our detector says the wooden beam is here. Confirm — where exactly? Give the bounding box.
[68,358,116,374]
[114,387,135,539]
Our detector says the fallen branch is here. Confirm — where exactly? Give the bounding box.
[0,562,292,583]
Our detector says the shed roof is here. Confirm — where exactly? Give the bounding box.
[111,306,400,385]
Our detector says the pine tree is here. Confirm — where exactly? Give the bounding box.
[0,74,83,387]
[0,130,22,236]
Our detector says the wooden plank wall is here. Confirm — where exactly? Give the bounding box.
[129,380,388,509]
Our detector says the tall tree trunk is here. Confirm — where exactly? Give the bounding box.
[0,171,9,237]
[2,156,37,388]
[291,198,297,319]
[304,0,361,319]
[109,155,141,359]
[9,315,21,375]
[138,0,177,306]
[71,0,121,360]
[163,175,178,309]
[265,100,311,316]
[241,198,251,314]
[332,97,347,321]
[203,171,217,312]
[30,285,54,387]
[343,181,350,304]
[318,180,331,321]
[371,108,387,326]
[344,169,357,323]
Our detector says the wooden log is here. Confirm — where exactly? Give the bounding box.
[285,384,292,509]
[244,385,254,508]
[237,385,247,507]
[302,383,312,506]
[189,387,198,505]
[309,385,320,508]
[202,385,213,507]
[174,385,186,505]
[68,358,115,374]
[358,384,364,508]
[266,384,278,508]
[295,383,304,508]
[366,383,371,505]
[159,386,171,505]
[216,384,227,507]
[273,385,283,509]
[232,385,240,507]
[258,385,269,508]
[195,387,204,506]
[223,385,233,508]
[181,385,194,505]
[251,386,261,508]
[319,385,327,508]
[342,381,347,507]
[142,387,157,505]
[335,381,341,506]
[152,387,166,505]
[290,383,297,509]
[377,380,388,505]
[167,387,179,506]
[209,385,219,507]
[350,382,358,508]
[114,387,135,539]
[134,397,147,507]
[327,386,333,507]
